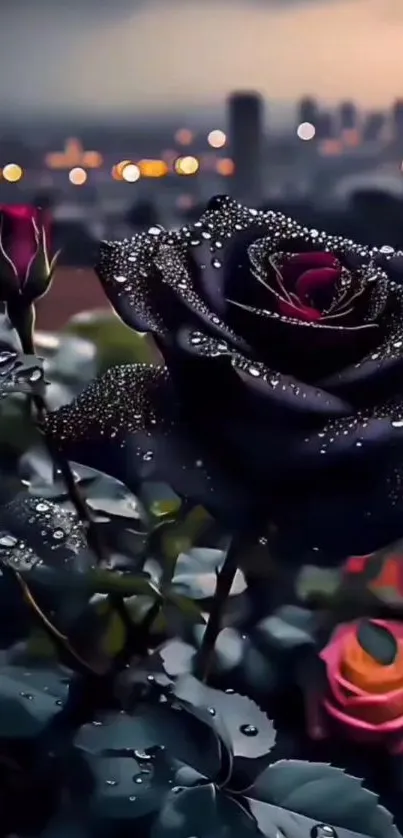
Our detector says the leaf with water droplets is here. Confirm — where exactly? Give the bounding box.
[73,701,224,817]
[0,492,93,577]
[173,675,276,763]
[151,784,260,838]
[0,662,70,738]
[246,761,402,838]
[72,715,178,823]
[0,351,45,398]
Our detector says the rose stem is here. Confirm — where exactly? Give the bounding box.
[195,535,242,682]
[19,328,109,565]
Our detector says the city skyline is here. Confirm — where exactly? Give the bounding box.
[1,0,403,121]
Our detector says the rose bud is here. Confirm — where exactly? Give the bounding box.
[306,619,403,754]
[0,205,58,303]
[0,205,59,353]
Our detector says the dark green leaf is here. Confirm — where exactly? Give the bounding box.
[173,676,276,761]
[151,785,261,838]
[0,351,45,399]
[0,663,70,738]
[248,761,402,838]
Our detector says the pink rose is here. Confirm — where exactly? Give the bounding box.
[306,619,403,754]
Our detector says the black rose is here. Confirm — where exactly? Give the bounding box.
[45,196,403,558]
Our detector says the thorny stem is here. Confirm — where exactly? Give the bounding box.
[20,328,108,566]
[195,536,241,682]
[17,325,141,670]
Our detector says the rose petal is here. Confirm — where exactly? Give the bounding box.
[320,283,403,401]
[154,243,250,353]
[270,456,403,557]
[177,327,350,419]
[281,252,341,288]
[96,232,172,337]
[295,267,341,301]
[323,694,403,739]
[277,299,322,322]
[43,364,261,529]
[226,300,378,381]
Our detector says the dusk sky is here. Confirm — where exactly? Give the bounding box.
[1,0,403,120]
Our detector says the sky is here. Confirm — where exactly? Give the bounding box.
[1,0,402,121]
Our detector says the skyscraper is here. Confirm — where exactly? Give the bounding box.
[298,96,319,128]
[227,91,264,205]
[339,101,358,131]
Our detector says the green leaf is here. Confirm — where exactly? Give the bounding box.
[248,761,402,838]
[98,607,127,658]
[141,481,182,519]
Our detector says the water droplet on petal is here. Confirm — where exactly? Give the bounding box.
[114,275,127,283]
[105,779,118,787]
[53,529,65,540]
[239,724,258,736]
[211,258,222,269]
[36,503,49,512]
[142,451,154,461]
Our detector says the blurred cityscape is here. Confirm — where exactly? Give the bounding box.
[1,91,403,264]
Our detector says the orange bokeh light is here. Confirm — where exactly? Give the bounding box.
[216,158,235,176]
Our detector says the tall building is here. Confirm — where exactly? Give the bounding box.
[315,112,335,140]
[363,112,385,143]
[298,96,319,127]
[227,91,264,205]
[339,101,358,130]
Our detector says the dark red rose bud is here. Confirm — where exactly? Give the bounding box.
[0,205,58,304]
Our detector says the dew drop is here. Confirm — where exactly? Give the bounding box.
[310,826,338,838]
[0,534,18,548]
[53,529,65,540]
[134,777,143,784]
[392,419,403,428]
[105,779,118,787]
[114,275,127,284]
[134,749,152,761]
[142,451,154,461]
[29,368,43,382]
[36,503,49,512]
[148,226,163,236]
[239,724,258,736]
[207,707,216,716]
[211,258,222,269]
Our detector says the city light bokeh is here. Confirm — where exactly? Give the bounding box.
[68,167,87,185]
[2,163,23,182]
[207,129,227,148]
[174,156,199,175]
